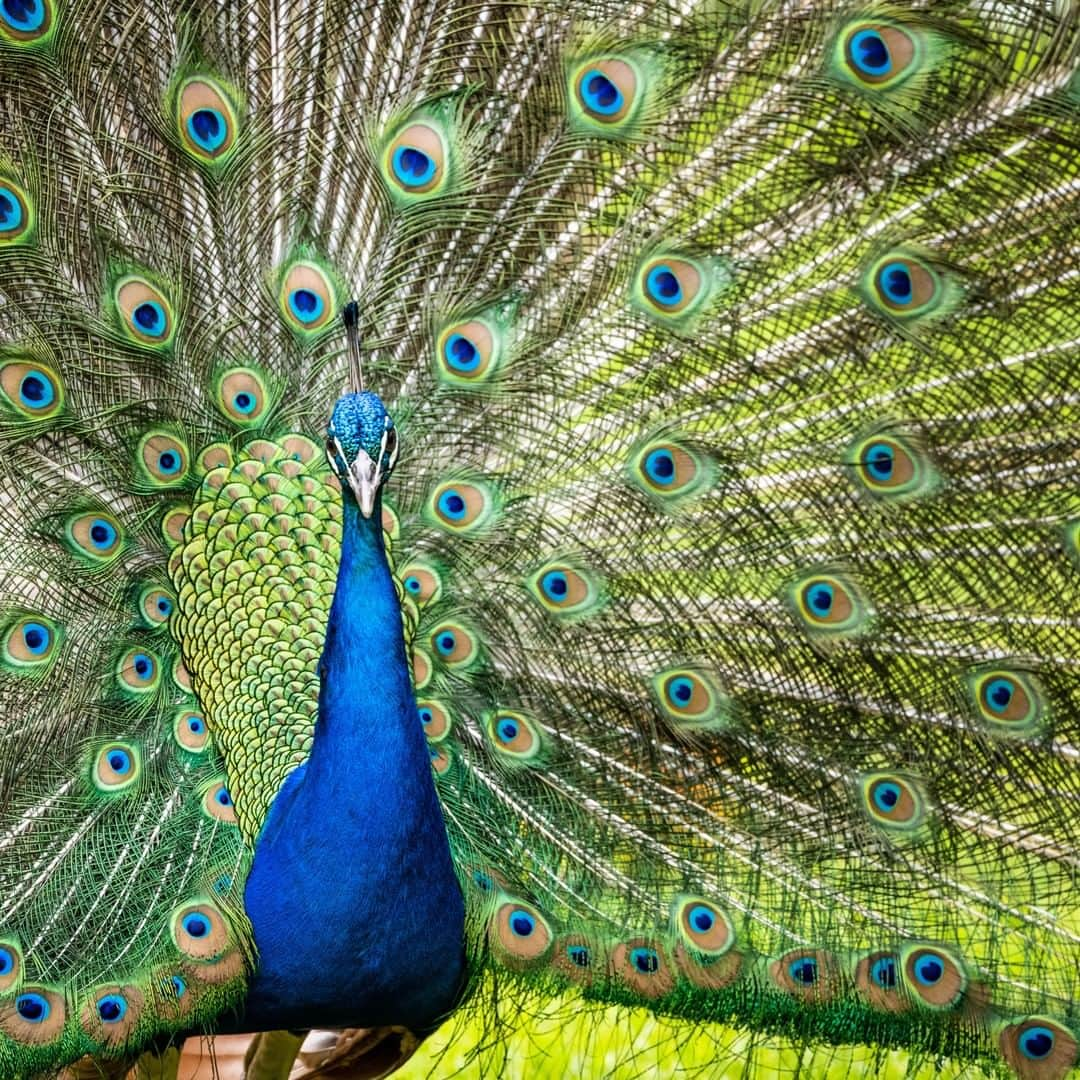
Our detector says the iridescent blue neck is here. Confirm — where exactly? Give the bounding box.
[240,490,465,1033]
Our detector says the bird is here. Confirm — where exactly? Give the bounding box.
[0,0,1078,1078]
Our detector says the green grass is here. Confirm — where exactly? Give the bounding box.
[402,994,976,1078]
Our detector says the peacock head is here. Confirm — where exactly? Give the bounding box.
[326,391,399,518]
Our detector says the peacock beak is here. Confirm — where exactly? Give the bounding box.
[349,449,382,518]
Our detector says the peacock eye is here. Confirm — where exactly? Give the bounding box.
[841,22,921,89]
[490,900,553,967]
[0,360,63,418]
[177,76,240,165]
[436,318,503,385]
[0,0,54,45]
[93,742,141,792]
[900,944,967,1008]
[859,772,927,834]
[999,1018,1074,1072]
[203,779,238,823]
[860,249,958,323]
[967,668,1046,735]
[427,479,499,534]
[3,614,60,670]
[114,276,175,348]
[216,368,268,425]
[674,897,736,957]
[569,55,647,135]
[384,121,448,199]
[65,512,123,561]
[0,178,32,242]
[278,260,337,334]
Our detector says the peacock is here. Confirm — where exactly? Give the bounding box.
[0,0,1078,1077]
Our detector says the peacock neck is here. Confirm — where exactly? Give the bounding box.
[240,489,466,1033]
[311,494,416,767]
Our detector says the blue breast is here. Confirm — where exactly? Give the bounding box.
[236,494,466,1033]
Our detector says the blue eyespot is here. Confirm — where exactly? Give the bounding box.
[689,905,715,933]
[404,575,421,594]
[581,70,623,115]
[186,715,204,735]
[232,390,256,415]
[15,992,49,1023]
[22,622,50,655]
[631,947,659,975]
[436,632,456,656]
[788,957,818,985]
[187,108,226,153]
[169,974,187,997]
[437,489,467,521]
[666,676,694,707]
[18,371,53,408]
[133,301,167,338]
[877,262,912,306]
[645,264,682,307]
[288,288,325,325]
[496,717,519,743]
[0,947,14,976]
[131,653,154,681]
[157,449,181,475]
[913,952,943,985]
[872,781,901,813]
[392,145,436,187]
[108,749,132,775]
[419,707,433,727]
[849,29,891,76]
[443,333,480,373]
[807,583,834,616]
[0,187,23,231]
[157,596,173,617]
[182,913,209,939]
[97,994,127,1023]
[567,944,591,968]
[870,955,897,989]
[509,910,536,938]
[471,869,494,891]
[88,518,118,550]
[1019,1026,1055,1060]
[865,442,894,481]
[1,0,45,33]
[644,448,675,485]
[985,678,1013,714]
[215,786,233,808]
[540,570,568,602]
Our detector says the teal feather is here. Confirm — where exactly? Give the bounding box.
[0,1,1078,1078]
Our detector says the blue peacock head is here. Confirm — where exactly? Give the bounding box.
[325,301,399,517]
[326,391,399,518]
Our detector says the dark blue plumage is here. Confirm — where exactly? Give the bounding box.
[243,494,465,1032]
[243,399,464,1032]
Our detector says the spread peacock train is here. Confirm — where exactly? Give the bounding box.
[0,0,1078,1077]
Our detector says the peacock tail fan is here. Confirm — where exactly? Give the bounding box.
[0,0,1078,1076]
